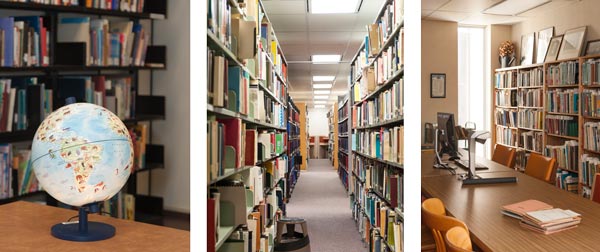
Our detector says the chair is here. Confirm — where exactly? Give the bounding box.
[524,153,556,183]
[445,226,473,252]
[422,198,468,252]
[492,144,516,168]
[591,173,600,204]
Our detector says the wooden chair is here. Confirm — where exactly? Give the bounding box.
[445,226,473,252]
[492,144,516,168]
[591,173,600,204]
[422,198,446,216]
[524,153,556,183]
[422,198,468,252]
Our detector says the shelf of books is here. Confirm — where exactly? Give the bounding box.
[348,0,404,251]
[207,0,293,251]
[338,97,350,190]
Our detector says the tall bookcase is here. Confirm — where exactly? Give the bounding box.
[338,97,349,190]
[0,1,168,223]
[493,54,600,199]
[348,0,404,251]
[207,0,299,251]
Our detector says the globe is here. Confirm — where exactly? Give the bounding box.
[31,103,134,207]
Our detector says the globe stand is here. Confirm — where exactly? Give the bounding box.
[51,203,115,242]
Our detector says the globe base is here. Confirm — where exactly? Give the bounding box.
[51,222,115,242]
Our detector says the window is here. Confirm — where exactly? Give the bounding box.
[457,26,490,157]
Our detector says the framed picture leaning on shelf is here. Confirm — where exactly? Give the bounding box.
[585,39,600,56]
[536,27,554,63]
[558,26,587,60]
[521,32,535,65]
[545,35,563,62]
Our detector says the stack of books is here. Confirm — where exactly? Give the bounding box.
[502,199,581,234]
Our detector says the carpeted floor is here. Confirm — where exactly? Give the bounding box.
[286,159,365,252]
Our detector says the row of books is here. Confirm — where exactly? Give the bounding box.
[207,0,232,51]
[495,71,518,88]
[58,18,149,66]
[496,125,517,147]
[495,109,516,128]
[259,23,287,82]
[514,150,530,171]
[545,140,579,172]
[583,121,600,152]
[361,162,402,210]
[365,194,403,252]
[338,164,348,190]
[0,77,50,132]
[338,100,348,121]
[14,0,148,12]
[371,0,403,52]
[546,88,579,114]
[352,127,404,164]
[547,61,579,86]
[517,109,543,130]
[353,80,403,128]
[518,89,543,108]
[0,16,49,67]
[101,191,135,220]
[582,58,600,86]
[581,154,600,188]
[545,115,578,137]
[1,144,41,199]
[128,124,147,171]
[338,150,348,171]
[373,35,403,85]
[351,40,368,82]
[495,89,517,107]
[520,131,543,153]
[581,89,600,117]
[555,169,578,193]
[518,68,544,88]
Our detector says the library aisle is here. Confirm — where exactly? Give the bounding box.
[287,159,363,252]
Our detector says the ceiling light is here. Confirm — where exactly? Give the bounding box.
[314,90,331,95]
[312,55,341,64]
[314,95,329,100]
[309,0,361,14]
[314,100,327,104]
[483,0,551,16]
[313,76,335,82]
[313,84,333,89]
[314,105,326,108]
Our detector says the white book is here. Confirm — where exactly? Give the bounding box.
[6,88,15,132]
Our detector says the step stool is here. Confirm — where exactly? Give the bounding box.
[275,217,310,252]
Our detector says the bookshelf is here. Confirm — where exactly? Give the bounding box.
[207,0,296,251]
[0,0,168,223]
[338,97,349,190]
[348,0,404,251]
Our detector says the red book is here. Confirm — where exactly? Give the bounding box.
[216,118,242,168]
[245,129,257,166]
[390,175,398,208]
[40,18,47,66]
[92,76,106,106]
[207,198,216,252]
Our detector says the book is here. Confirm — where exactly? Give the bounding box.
[58,17,91,65]
[501,199,553,219]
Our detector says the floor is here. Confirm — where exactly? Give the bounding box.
[286,159,365,252]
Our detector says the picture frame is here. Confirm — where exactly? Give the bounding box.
[536,27,554,63]
[430,73,446,98]
[558,26,587,60]
[545,35,563,62]
[521,32,535,65]
[585,39,600,56]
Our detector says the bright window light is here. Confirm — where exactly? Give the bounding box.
[314,95,329,100]
[313,84,333,89]
[312,55,341,64]
[310,0,361,14]
[314,90,331,95]
[314,100,327,104]
[314,105,326,108]
[313,76,335,82]
[483,0,550,16]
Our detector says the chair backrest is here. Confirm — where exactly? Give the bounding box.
[422,198,446,216]
[422,199,468,252]
[524,153,556,182]
[492,144,516,168]
[445,226,473,252]
[591,173,600,204]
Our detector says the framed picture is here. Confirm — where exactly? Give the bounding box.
[545,35,563,62]
[558,26,587,60]
[521,32,535,65]
[430,73,446,98]
[536,27,554,63]
[585,39,600,56]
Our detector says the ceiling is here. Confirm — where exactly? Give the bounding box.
[262,0,386,107]
[422,0,580,25]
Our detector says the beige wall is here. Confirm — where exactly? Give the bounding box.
[488,25,512,149]
[421,20,458,144]
[511,0,600,62]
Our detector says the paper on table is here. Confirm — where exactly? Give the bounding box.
[526,209,581,223]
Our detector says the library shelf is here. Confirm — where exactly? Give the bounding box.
[582,85,600,88]
[263,177,285,196]
[369,189,393,208]
[354,68,404,105]
[583,148,600,155]
[518,147,542,154]
[546,112,579,116]
[518,86,544,89]
[547,85,580,88]
[495,63,544,72]
[495,124,518,130]
[207,105,287,131]
[354,116,404,130]
[545,133,579,140]
[0,130,36,143]
[256,150,288,166]
[519,106,544,109]
[370,20,404,62]
[208,150,287,186]
[339,149,349,155]
[518,127,543,132]
[338,117,349,124]
[338,134,349,138]
[207,30,257,80]
[216,226,237,251]
[582,116,600,120]
[0,1,166,19]
[352,171,365,184]
[495,87,518,90]
[352,150,403,169]
[496,105,518,109]
[250,83,287,108]
[0,191,46,205]
[496,142,517,149]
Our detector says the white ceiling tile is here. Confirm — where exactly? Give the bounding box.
[308,44,349,55]
[460,13,511,25]
[422,9,435,17]
[276,32,308,44]
[263,1,307,15]
[438,0,502,13]
[309,31,352,44]
[422,0,451,10]
[308,15,358,32]
[426,10,471,22]
[268,14,307,32]
[517,0,576,18]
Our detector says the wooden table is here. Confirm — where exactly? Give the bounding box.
[0,201,189,251]
[422,156,600,251]
[421,149,511,178]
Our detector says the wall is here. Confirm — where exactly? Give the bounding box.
[137,0,190,213]
[308,108,330,137]
[511,0,600,61]
[488,25,512,155]
[421,20,459,143]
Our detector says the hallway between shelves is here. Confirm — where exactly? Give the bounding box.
[286,159,364,252]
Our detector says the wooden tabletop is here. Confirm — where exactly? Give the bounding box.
[0,201,190,252]
[421,149,512,178]
[422,160,600,251]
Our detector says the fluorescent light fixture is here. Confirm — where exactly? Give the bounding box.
[313,84,333,89]
[314,105,326,108]
[483,0,551,16]
[309,0,361,14]
[314,95,329,100]
[312,55,341,64]
[314,100,327,104]
[314,90,331,95]
[313,76,335,82]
